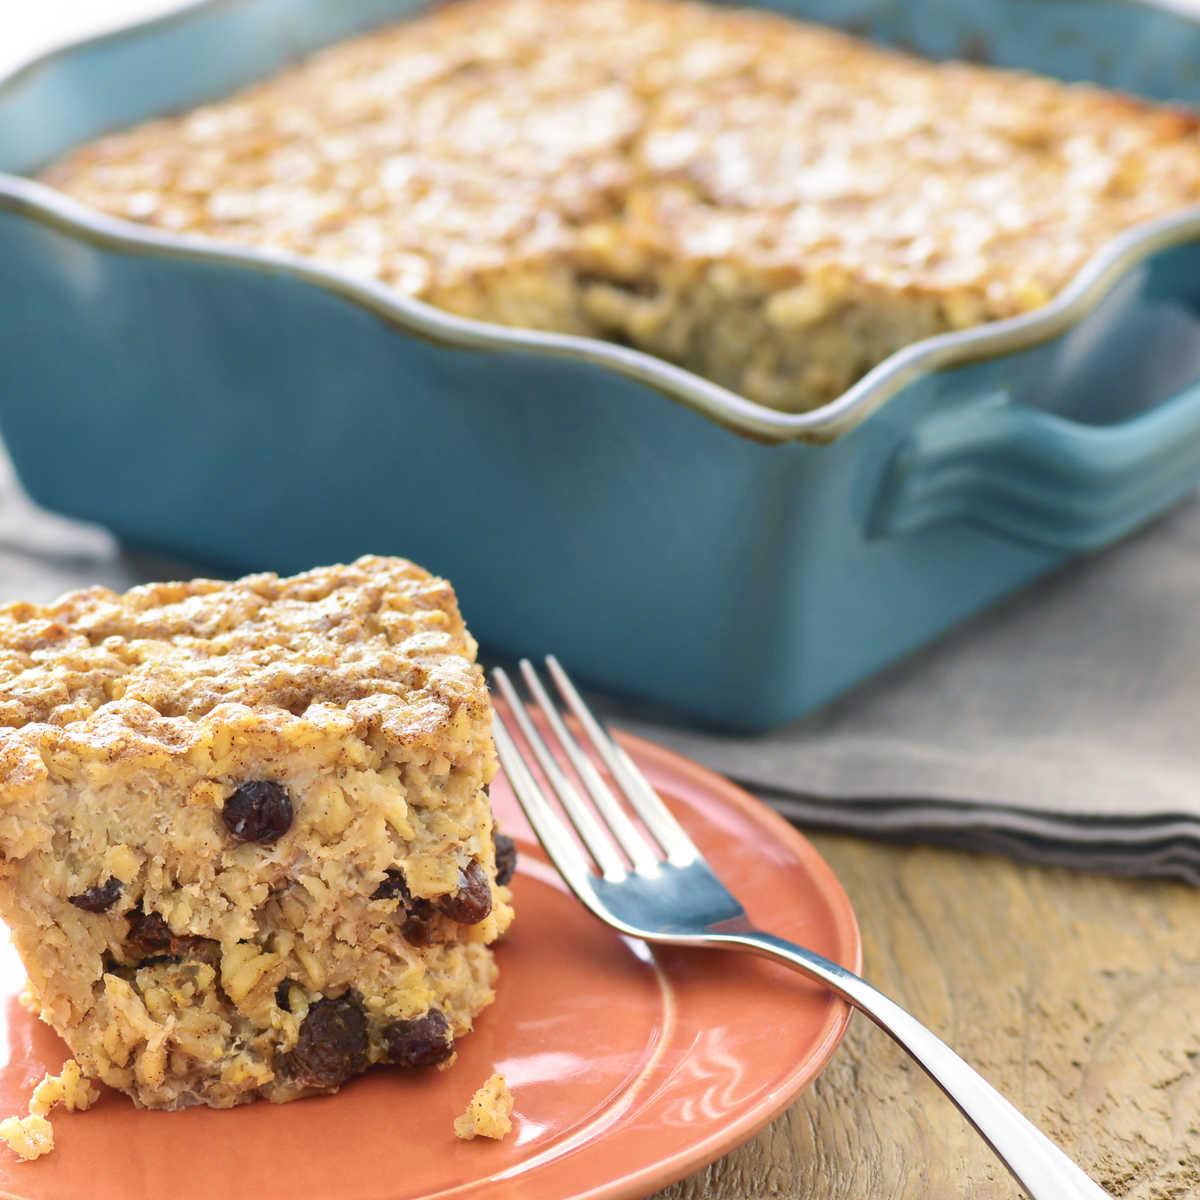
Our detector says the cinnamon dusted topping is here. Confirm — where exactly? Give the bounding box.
[40,0,1200,411]
[0,556,488,789]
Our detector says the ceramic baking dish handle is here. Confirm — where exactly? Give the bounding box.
[868,380,1200,552]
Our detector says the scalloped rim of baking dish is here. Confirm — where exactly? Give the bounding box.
[2,0,1200,445]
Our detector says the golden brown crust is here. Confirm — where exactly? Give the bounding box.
[0,556,487,787]
[41,0,1200,411]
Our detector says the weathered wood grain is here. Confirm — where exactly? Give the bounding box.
[655,835,1200,1200]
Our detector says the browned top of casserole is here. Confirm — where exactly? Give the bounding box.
[40,0,1200,411]
[0,556,486,776]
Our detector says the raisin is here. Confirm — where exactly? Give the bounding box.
[283,993,368,1089]
[493,832,518,887]
[383,1009,454,1069]
[371,868,439,947]
[126,909,174,955]
[69,876,122,914]
[222,780,293,843]
[400,907,438,948]
[178,935,222,967]
[434,860,493,925]
[370,868,411,902]
[125,909,220,965]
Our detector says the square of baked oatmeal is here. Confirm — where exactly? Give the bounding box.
[0,556,514,1109]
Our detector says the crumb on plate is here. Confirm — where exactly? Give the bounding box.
[0,1114,54,1161]
[0,1058,101,1163]
[454,1073,513,1141]
[30,1059,101,1117]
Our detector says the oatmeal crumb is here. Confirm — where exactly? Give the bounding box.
[0,1058,101,1163]
[0,1113,54,1161]
[30,1059,101,1117]
[454,1073,513,1141]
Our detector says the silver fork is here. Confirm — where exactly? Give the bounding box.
[491,657,1113,1200]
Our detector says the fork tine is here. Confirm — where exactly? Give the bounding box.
[518,659,663,877]
[491,711,593,885]
[492,667,627,881]
[608,741,700,866]
[544,655,700,867]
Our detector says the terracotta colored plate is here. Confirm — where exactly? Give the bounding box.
[0,729,860,1200]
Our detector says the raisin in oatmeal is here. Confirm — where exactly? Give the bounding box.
[0,557,514,1110]
[41,0,1200,412]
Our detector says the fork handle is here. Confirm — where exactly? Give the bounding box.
[717,930,1112,1200]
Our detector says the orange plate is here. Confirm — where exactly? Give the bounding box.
[0,730,860,1200]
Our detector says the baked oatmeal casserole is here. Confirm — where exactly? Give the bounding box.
[40,0,1200,413]
[0,556,515,1111]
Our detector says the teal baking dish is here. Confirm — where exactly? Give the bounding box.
[1,0,1200,732]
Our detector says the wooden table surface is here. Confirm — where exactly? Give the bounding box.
[655,834,1198,1199]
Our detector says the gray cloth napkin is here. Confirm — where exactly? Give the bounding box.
[0,447,1196,883]
[603,496,1200,885]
